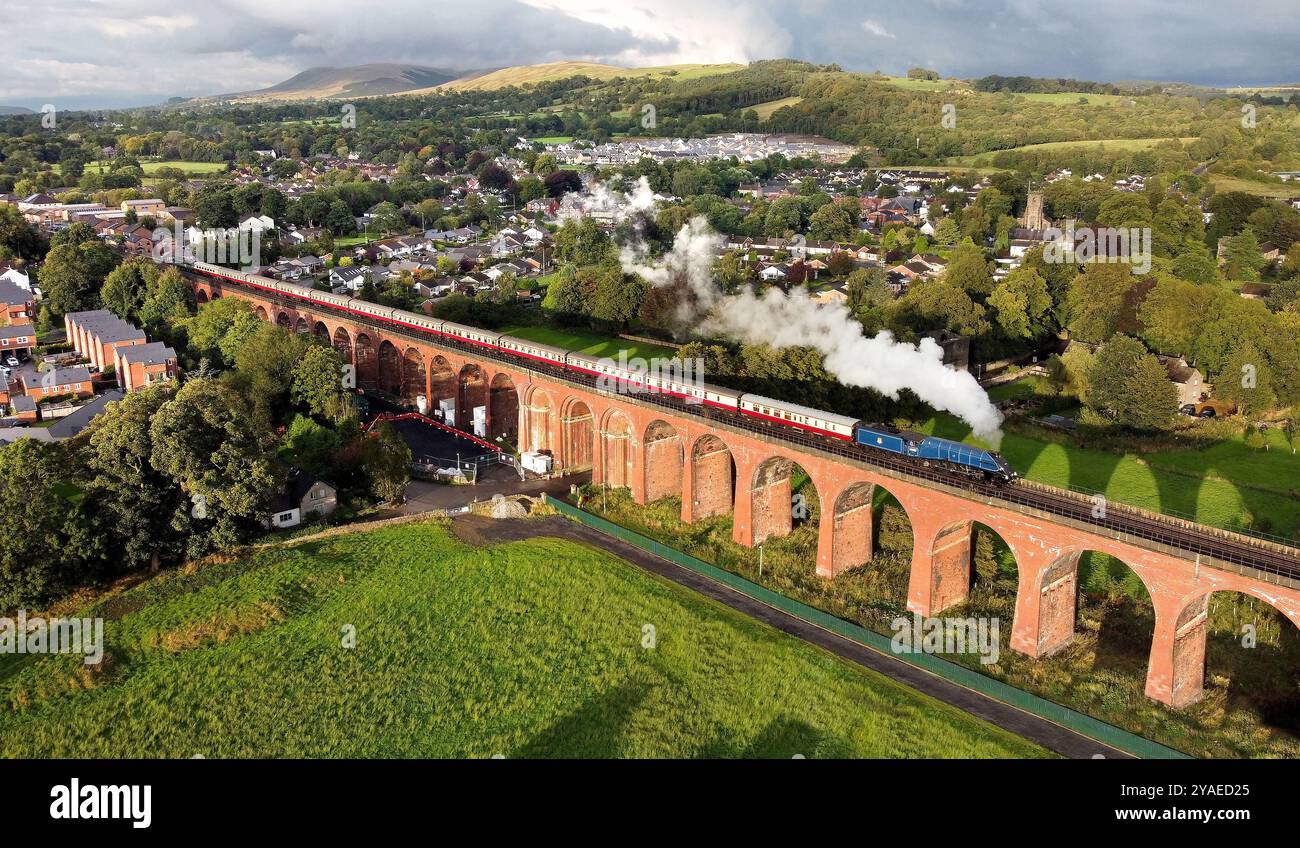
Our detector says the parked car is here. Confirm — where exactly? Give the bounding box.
[4,356,18,368]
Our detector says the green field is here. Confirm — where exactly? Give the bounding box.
[876,76,968,93]
[752,96,804,119]
[530,136,575,144]
[1012,92,1135,107]
[0,520,1046,758]
[947,137,1194,165]
[1208,175,1300,199]
[500,325,677,360]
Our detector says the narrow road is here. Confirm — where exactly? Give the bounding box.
[450,514,1135,760]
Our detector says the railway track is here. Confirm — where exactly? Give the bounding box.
[200,273,1300,583]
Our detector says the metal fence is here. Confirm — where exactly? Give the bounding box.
[549,496,1190,760]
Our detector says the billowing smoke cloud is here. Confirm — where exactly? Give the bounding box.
[613,190,1003,439]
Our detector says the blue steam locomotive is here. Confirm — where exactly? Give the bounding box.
[854,424,1017,483]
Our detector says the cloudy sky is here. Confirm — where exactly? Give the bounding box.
[5,0,1296,109]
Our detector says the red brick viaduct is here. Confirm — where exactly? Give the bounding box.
[196,278,1300,710]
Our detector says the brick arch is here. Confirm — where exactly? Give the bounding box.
[353,331,378,391]
[458,363,488,436]
[1025,547,1157,659]
[332,326,353,364]
[745,454,823,547]
[195,288,210,304]
[642,419,683,503]
[560,396,595,473]
[522,385,555,456]
[686,433,735,522]
[377,339,401,397]
[598,408,635,490]
[918,517,1023,620]
[294,316,310,334]
[828,481,877,578]
[254,305,268,321]
[428,355,457,423]
[275,310,291,329]
[1160,587,1300,709]
[313,320,330,342]
[401,347,425,407]
[488,372,519,445]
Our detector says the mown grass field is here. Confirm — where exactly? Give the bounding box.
[499,325,677,361]
[0,520,1046,758]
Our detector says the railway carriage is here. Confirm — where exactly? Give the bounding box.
[440,322,502,348]
[496,336,569,366]
[738,394,858,440]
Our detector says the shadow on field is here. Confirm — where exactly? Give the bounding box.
[512,679,652,758]
[696,716,854,759]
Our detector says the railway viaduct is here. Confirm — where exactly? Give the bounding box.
[193,276,1300,709]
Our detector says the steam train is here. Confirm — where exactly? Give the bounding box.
[188,261,1018,484]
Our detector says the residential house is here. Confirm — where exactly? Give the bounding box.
[0,279,35,325]
[22,365,93,400]
[0,323,36,360]
[267,470,338,528]
[115,342,178,392]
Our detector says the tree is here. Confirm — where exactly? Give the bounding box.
[326,199,357,235]
[230,322,312,424]
[807,201,855,242]
[368,201,406,235]
[79,384,188,574]
[362,420,411,503]
[1065,263,1138,343]
[1221,227,1267,281]
[989,266,1052,339]
[291,342,351,422]
[148,378,278,556]
[101,258,157,324]
[38,240,117,317]
[1216,342,1275,417]
[1084,335,1176,429]
[943,243,994,296]
[544,170,583,197]
[0,439,86,608]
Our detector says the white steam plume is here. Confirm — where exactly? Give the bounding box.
[619,215,1004,440]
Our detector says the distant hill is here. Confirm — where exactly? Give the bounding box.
[426,61,745,93]
[202,64,461,103]
[0,106,34,115]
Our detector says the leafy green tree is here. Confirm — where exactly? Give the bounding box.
[101,258,157,323]
[79,385,188,574]
[363,420,411,503]
[1065,263,1137,343]
[989,266,1052,339]
[943,243,994,296]
[1216,342,1275,416]
[1221,227,1267,281]
[38,240,117,317]
[1084,335,1176,429]
[291,342,351,422]
[149,378,278,556]
[0,440,86,608]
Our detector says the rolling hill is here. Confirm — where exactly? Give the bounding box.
[204,64,461,103]
[427,61,745,93]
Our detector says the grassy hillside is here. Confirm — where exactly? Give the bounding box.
[433,61,744,93]
[0,519,1045,758]
[946,136,1197,166]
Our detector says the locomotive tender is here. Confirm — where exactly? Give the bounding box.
[189,261,1017,484]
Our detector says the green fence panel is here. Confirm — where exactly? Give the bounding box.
[550,497,1189,760]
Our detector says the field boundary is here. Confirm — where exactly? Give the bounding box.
[547,496,1191,760]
